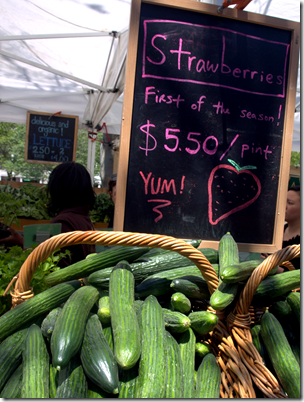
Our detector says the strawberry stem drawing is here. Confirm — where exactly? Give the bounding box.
[208,159,261,225]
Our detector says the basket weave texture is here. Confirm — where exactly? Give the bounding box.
[8,231,300,398]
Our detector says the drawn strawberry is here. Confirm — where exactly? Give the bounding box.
[208,159,261,225]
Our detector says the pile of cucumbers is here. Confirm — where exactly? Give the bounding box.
[0,234,300,398]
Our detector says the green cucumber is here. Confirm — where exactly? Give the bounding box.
[269,300,292,321]
[56,355,88,398]
[49,364,58,399]
[135,295,167,398]
[165,331,184,398]
[220,259,263,283]
[251,325,265,363]
[0,364,23,399]
[45,245,149,286]
[188,311,218,335]
[102,323,114,352]
[171,292,191,314]
[210,281,239,310]
[134,265,217,299]
[251,270,300,307]
[177,327,196,398]
[286,291,300,326]
[41,306,62,338]
[195,353,221,398]
[97,295,111,325]
[260,311,300,398]
[80,314,119,394]
[210,232,239,310]
[51,285,99,370]
[170,275,211,300]
[109,263,141,370]
[218,232,239,274]
[162,308,191,333]
[290,341,300,366]
[0,364,23,398]
[0,325,29,392]
[135,239,201,261]
[135,277,175,298]
[88,381,114,398]
[0,280,81,342]
[195,342,211,358]
[21,324,50,398]
[118,364,139,398]
[88,249,218,290]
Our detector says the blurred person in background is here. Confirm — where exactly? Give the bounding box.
[0,161,97,267]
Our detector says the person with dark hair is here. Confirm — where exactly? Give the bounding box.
[47,161,96,266]
[107,173,117,229]
[0,162,97,267]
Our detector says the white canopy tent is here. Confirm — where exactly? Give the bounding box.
[0,0,300,181]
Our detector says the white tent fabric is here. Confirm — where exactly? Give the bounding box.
[0,0,131,133]
[0,0,300,151]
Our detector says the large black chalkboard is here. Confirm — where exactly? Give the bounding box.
[25,111,78,165]
[117,0,299,251]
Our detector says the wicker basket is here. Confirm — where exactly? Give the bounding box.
[5,231,300,398]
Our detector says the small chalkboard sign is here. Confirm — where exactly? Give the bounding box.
[25,111,78,165]
[115,0,299,252]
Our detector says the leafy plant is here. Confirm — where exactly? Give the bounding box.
[0,183,113,224]
[0,245,70,315]
[90,192,114,223]
[0,193,26,227]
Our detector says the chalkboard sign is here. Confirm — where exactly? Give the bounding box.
[116,0,299,252]
[25,111,78,165]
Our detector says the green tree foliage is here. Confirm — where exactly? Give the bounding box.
[290,151,300,166]
[0,124,103,182]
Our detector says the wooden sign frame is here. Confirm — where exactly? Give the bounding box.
[115,0,300,253]
[25,111,78,165]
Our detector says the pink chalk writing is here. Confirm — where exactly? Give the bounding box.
[142,20,289,97]
[208,164,262,225]
[147,199,172,223]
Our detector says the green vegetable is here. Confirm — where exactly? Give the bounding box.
[109,263,141,370]
[80,314,119,394]
[45,245,149,286]
[220,259,263,283]
[97,295,111,325]
[165,331,184,398]
[56,355,88,398]
[21,324,50,398]
[260,311,300,398]
[177,328,196,398]
[51,285,99,371]
[135,295,167,398]
[171,292,191,314]
[0,364,23,398]
[118,364,139,398]
[251,270,300,307]
[188,311,218,335]
[162,308,191,333]
[210,232,239,310]
[41,307,62,338]
[195,342,211,358]
[170,274,211,300]
[195,353,221,398]
[0,280,81,342]
[286,291,300,326]
[89,249,218,289]
[0,326,29,392]
[49,364,58,399]
[0,245,69,315]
